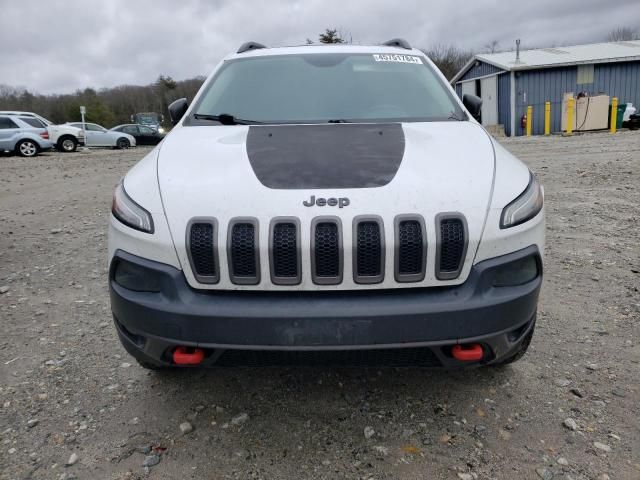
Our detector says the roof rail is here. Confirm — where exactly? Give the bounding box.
[237,42,267,54]
[382,38,412,50]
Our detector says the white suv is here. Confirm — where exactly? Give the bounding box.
[0,111,85,152]
[108,39,545,369]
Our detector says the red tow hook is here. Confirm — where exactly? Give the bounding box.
[172,346,205,365]
[451,344,484,361]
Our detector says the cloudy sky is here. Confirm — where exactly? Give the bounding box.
[1,0,639,94]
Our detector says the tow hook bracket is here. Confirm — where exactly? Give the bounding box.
[452,343,484,361]
[172,346,205,365]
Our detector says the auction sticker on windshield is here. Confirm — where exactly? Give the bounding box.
[372,54,422,64]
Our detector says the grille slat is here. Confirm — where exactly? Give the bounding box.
[228,219,260,284]
[354,218,384,284]
[395,217,426,282]
[270,220,301,284]
[437,216,466,280]
[187,221,218,283]
[312,219,342,284]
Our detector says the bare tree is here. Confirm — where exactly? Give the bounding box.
[607,26,639,41]
[483,40,500,54]
[421,44,474,80]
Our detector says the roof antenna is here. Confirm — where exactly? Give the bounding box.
[515,39,521,63]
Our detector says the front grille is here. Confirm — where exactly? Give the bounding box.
[213,347,442,367]
[270,220,300,284]
[396,217,426,282]
[228,219,259,284]
[187,221,218,283]
[354,218,384,283]
[186,213,467,287]
[312,219,342,284]
[437,216,466,280]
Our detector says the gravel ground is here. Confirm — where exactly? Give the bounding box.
[1,131,639,480]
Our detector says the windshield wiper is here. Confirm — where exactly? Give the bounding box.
[193,113,262,125]
[327,119,351,123]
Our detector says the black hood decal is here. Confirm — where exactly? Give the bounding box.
[246,124,405,189]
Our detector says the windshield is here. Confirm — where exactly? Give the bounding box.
[190,53,465,124]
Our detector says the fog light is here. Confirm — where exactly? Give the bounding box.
[493,256,538,287]
[114,260,161,292]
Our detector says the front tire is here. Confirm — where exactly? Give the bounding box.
[16,139,39,157]
[493,322,535,366]
[135,359,166,370]
[58,136,78,152]
[117,138,130,149]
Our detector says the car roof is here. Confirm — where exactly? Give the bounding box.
[0,111,36,116]
[224,43,424,61]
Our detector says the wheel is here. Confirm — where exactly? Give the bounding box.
[16,139,39,157]
[117,138,131,149]
[58,136,78,152]
[492,322,535,366]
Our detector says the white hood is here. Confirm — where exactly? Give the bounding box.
[157,121,495,290]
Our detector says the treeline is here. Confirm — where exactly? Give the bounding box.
[0,75,205,128]
[421,45,473,81]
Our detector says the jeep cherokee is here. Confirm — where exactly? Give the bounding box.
[108,39,544,369]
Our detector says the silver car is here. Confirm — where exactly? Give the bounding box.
[66,122,136,149]
[0,115,54,157]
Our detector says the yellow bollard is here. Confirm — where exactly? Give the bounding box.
[610,97,618,134]
[526,105,533,136]
[544,101,551,135]
[566,97,574,136]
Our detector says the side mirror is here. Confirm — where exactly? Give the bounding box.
[462,94,482,122]
[168,98,189,126]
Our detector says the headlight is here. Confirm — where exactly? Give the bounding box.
[500,173,543,229]
[157,127,165,134]
[111,181,154,233]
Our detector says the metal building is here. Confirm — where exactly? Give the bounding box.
[451,40,640,136]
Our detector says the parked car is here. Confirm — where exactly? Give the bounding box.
[0,111,84,152]
[111,124,165,145]
[131,112,165,133]
[0,114,54,157]
[66,123,136,149]
[109,39,544,370]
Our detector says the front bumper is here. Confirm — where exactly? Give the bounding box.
[110,246,542,367]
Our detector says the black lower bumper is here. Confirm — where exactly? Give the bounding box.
[110,246,542,367]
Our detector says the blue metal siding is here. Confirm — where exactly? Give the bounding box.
[593,61,640,108]
[513,60,640,135]
[498,72,511,136]
[515,66,577,136]
[459,61,504,82]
